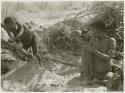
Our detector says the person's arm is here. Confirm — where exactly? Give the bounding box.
[6,31,14,40]
[87,38,116,62]
[13,23,24,41]
[1,23,14,40]
[107,38,116,58]
[93,49,112,62]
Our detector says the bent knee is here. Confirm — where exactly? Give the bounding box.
[105,71,114,80]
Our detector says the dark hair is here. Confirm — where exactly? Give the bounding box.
[4,17,17,25]
[89,20,106,31]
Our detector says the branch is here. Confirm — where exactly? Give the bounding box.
[74,9,90,18]
[74,7,104,19]
[67,51,81,56]
[78,13,97,19]
[63,12,77,21]
[40,56,81,67]
[56,49,81,56]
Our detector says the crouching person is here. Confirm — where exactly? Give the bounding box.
[1,16,41,66]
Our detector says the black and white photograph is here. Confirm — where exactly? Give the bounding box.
[1,0,124,92]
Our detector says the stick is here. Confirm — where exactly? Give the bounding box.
[40,56,81,67]
[35,54,42,67]
[2,39,81,67]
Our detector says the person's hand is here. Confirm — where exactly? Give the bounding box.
[82,45,89,51]
[17,42,23,49]
[86,46,97,54]
[28,54,33,58]
[8,39,14,43]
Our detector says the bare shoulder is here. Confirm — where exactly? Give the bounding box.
[106,36,116,48]
[108,36,116,42]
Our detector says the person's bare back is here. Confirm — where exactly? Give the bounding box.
[90,36,116,79]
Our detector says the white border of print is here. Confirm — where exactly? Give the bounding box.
[0,0,124,93]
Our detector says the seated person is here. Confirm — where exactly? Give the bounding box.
[84,20,116,90]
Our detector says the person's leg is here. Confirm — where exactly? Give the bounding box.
[87,72,102,85]
[80,53,89,85]
[88,53,93,80]
[31,36,37,55]
[103,71,114,91]
[81,51,93,85]
[31,36,41,66]
[87,72,109,86]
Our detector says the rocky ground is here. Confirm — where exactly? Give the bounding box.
[1,39,108,92]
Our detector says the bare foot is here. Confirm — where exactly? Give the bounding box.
[80,79,89,86]
[87,77,99,85]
